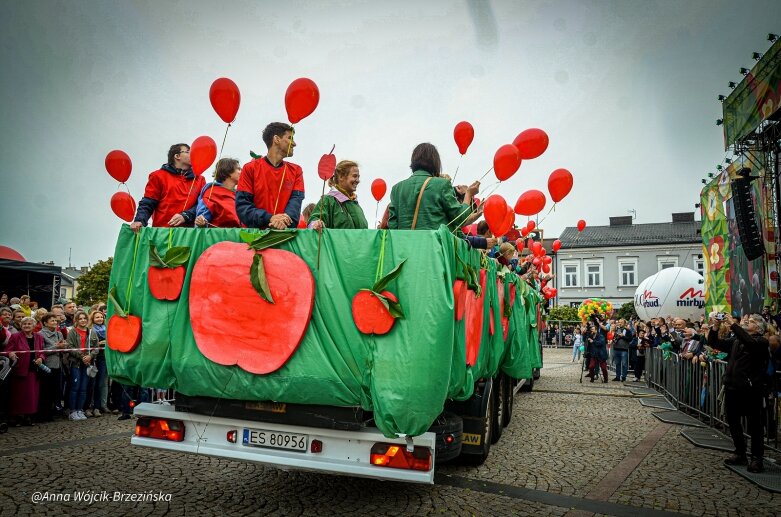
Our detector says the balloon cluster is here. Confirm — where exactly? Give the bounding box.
[578,298,613,322]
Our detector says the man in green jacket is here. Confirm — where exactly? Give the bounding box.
[388,143,480,231]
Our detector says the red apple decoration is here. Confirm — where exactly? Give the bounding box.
[147,242,190,301]
[352,290,398,335]
[189,240,314,374]
[106,287,142,353]
[464,269,487,366]
[453,279,467,321]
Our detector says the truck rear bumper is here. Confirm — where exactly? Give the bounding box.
[131,403,436,484]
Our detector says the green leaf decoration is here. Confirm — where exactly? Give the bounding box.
[239,230,260,244]
[244,229,297,251]
[374,292,405,320]
[108,287,127,319]
[372,259,407,293]
[148,242,167,268]
[162,246,190,267]
[250,253,274,304]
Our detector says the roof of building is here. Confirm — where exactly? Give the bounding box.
[559,220,700,249]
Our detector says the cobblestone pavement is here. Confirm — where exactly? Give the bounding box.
[1,348,779,516]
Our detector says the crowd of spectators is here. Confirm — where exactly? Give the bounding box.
[0,294,168,432]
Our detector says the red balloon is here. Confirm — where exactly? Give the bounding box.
[483,195,508,237]
[520,227,529,237]
[318,151,336,181]
[516,239,524,252]
[0,245,25,262]
[105,150,132,183]
[371,179,387,202]
[493,144,522,181]
[111,191,136,222]
[515,190,547,216]
[463,224,478,236]
[297,215,307,229]
[526,238,534,250]
[512,128,549,159]
[552,239,562,252]
[532,258,541,268]
[548,168,573,203]
[453,121,475,155]
[473,197,481,207]
[543,255,552,264]
[190,136,217,176]
[542,263,551,274]
[532,241,543,256]
[497,206,515,237]
[526,220,536,232]
[285,77,320,124]
[209,77,241,124]
[577,219,587,232]
[541,247,547,256]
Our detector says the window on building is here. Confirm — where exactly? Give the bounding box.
[694,257,705,276]
[657,256,678,271]
[618,258,638,286]
[561,261,579,288]
[59,288,66,298]
[584,260,603,287]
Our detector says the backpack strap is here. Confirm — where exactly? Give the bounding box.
[411,177,433,230]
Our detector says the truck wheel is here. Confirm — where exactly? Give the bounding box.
[520,376,534,392]
[461,387,492,466]
[502,376,514,427]
[490,375,504,444]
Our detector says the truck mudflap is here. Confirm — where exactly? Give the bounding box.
[131,403,436,484]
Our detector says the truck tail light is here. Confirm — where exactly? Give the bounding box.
[370,443,432,471]
[227,430,237,443]
[135,417,185,442]
[310,439,323,453]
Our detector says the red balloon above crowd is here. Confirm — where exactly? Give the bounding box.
[105,150,132,183]
[453,121,474,155]
[209,78,241,124]
[285,78,320,124]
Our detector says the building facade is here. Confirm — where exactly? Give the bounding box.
[554,213,702,308]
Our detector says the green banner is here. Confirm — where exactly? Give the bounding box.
[106,225,540,438]
[722,38,781,148]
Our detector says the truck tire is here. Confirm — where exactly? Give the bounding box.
[502,376,514,427]
[490,374,504,444]
[520,376,534,392]
[460,386,493,466]
[429,411,463,463]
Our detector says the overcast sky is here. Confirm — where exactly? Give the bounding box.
[1,0,779,266]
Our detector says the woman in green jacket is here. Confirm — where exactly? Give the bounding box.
[388,143,479,230]
[308,160,368,230]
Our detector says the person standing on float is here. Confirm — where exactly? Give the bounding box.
[236,122,304,229]
[130,144,205,231]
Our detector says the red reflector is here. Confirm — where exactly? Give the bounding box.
[310,439,323,453]
[129,400,136,409]
[226,430,237,443]
[135,417,185,442]
[445,434,454,444]
[370,443,432,471]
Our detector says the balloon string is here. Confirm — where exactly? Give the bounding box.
[536,203,557,227]
[477,167,494,182]
[452,155,463,183]
[375,201,379,227]
[120,182,131,195]
[218,123,231,161]
[124,232,140,314]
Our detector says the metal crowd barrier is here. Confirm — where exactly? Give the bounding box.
[645,347,778,451]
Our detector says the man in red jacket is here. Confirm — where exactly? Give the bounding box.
[130,144,205,231]
[236,123,304,229]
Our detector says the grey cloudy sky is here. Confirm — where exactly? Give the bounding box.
[1,0,779,266]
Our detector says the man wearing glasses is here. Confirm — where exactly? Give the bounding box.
[130,144,205,231]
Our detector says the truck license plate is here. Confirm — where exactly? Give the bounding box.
[243,428,308,452]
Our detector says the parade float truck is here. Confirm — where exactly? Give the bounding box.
[106,226,542,484]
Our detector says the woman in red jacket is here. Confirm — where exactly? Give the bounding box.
[6,317,45,426]
[194,158,242,228]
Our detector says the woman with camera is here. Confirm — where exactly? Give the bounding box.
[584,315,609,383]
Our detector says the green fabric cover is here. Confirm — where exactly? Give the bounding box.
[387,170,472,231]
[307,193,368,229]
[106,225,539,438]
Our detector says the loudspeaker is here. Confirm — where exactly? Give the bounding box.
[731,172,765,261]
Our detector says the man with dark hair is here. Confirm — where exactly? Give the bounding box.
[236,123,304,229]
[130,143,206,231]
